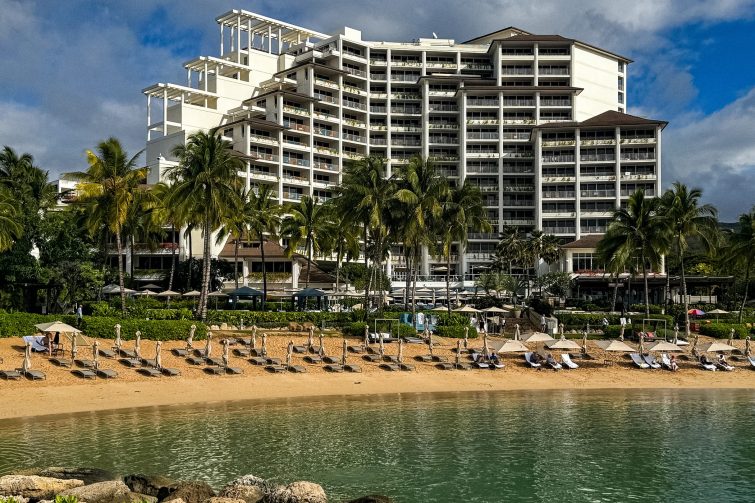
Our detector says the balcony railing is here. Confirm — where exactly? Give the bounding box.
[312,127,338,138]
[314,78,339,89]
[540,99,571,107]
[428,123,459,129]
[621,152,655,160]
[503,133,531,140]
[250,152,278,162]
[503,219,536,226]
[282,156,309,167]
[314,93,338,104]
[370,73,387,80]
[392,93,422,100]
[312,161,336,171]
[467,132,499,140]
[392,139,422,146]
[543,191,576,198]
[390,74,420,82]
[502,100,535,107]
[542,140,576,146]
[501,68,533,75]
[370,138,388,145]
[467,165,499,174]
[343,85,366,95]
[250,135,278,145]
[391,107,421,114]
[391,60,422,67]
[620,137,655,144]
[370,106,387,113]
[343,133,366,143]
[581,154,616,162]
[429,136,458,144]
[429,105,458,112]
[542,227,576,234]
[283,106,309,117]
[581,226,608,233]
[538,67,570,75]
[504,185,535,192]
[580,190,616,198]
[467,99,499,106]
[344,67,367,78]
[342,100,367,110]
[283,122,310,132]
[543,155,575,163]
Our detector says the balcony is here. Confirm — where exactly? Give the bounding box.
[429,136,458,144]
[538,67,570,75]
[467,99,499,107]
[581,154,616,162]
[370,105,387,113]
[502,200,535,207]
[343,85,366,96]
[370,137,387,145]
[621,173,656,181]
[621,152,655,161]
[467,165,499,174]
[467,132,499,140]
[343,133,366,143]
[580,138,616,146]
[249,135,278,146]
[313,93,338,105]
[429,104,458,112]
[282,192,303,201]
[502,100,535,107]
[343,119,367,128]
[428,155,460,162]
[542,210,576,218]
[503,132,531,141]
[250,152,279,163]
[501,67,533,76]
[283,106,309,117]
[542,176,575,183]
[542,140,576,147]
[503,219,536,226]
[426,61,457,69]
[581,226,608,234]
[369,58,388,66]
[475,185,499,193]
[390,74,420,82]
[314,146,338,156]
[391,60,422,67]
[370,92,389,99]
[542,227,576,235]
[370,73,387,80]
[540,99,572,107]
[313,111,337,122]
[314,78,339,90]
[344,67,367,78]
[620,137,656,144]
[428,123,459,130]
[543,191,576,199]
[466,119,499,125]
[283,122,310,133]
[501,151,533,159]
[503,185,535,192]
[580,190,616,198]
[390,125,422,132]
[312,127,338,138]
[282,156,309,167]
[501,119,536,125]
[391,107,421,115]
[392,93,422,100]
[468,232,499,239]
[543,155,575,163]
[466,151,499,158]
[392,139,422,146]
[461,63,493,70]
[312,161,336,171]
[342,100,367,111]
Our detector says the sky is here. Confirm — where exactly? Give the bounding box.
[1,0,754,220]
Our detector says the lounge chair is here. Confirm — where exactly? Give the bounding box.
[304,355,322,364]
[699,356,717,371]
[472,361,490,369]
[431,355,448,363]
[23,335,50,353]
[643,355,662,369]
[159,366,180,377]
[292,345,307,354]
[137,367,162,377]
[119,348,137,359]
[748,356,755,369]
[205,357,224,366]
[561,353,579,369]
[524,352,542,369]
[414,354,433,362]
[20,368,46,380]
[119,358,142,368]
[74,358,95,369]
[232,347,251,357]
[248,357,267,366]
[344,364,362,373]
[489,361,505,370]
[436,362,455,370]
[265,364,286,373]
[224,366,243,375]
[398,362,415,371]
[50,357,72,368]
[0,369,21,379]
[403,337,424,344]
[309,345,322,354]
[323,364,344,372]
[98,348,115,359]
[95,368,118,379]
[323,356,341,364]
[661,353,674,371]
[630,353,651,369]
[716,360,735,371]
[204,366,225,375]
[186,356,205,365]
[171,348,189,357]
[455,362,471,370]
[546,358,563,370]
[347,344,365,353]
[287,364,306,373]
[363,354,382,363]
[265,357,282,365]
[250,348,266,357]
[71,369,96,379]
[379,363,400,371]
[236,337,251,346]
[382,355,399,363]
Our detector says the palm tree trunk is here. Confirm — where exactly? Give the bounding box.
[260,236,267,310]
[199,215,211,321]
[363,226,370,322]
[642,254,650,318]
[405,248,412,310]
[115,230,126,314]
[611,272,619,312]
[168,225,176,291]
[411,252,418,330]
[739,257,752,324]
[680,250,690,336]
[446,244,452,316]
[186,231,193,292]
[233,238,240,291]
[129,235,135,285]
[305,237,312,288]
[335,247,342,298]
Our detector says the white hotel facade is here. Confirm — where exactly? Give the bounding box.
[142,10,665,287]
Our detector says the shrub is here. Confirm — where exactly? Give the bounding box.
[630,303,665,315]
[344,322,369,337]
[433,312,472,327]
[698,323,752,340]
[0,313,79,338]
[79,317,207,341]
[436,325,478,339]
[205,310,357,328]
[144,308,194,320]
[555,312,673,329]
[55,496,80,503]
[529,298,553,317]
[90,301,119,317]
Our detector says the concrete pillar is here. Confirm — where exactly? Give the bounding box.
[236,14,242,63]
[220,24,224,56]
[146,95,151,140]
[267,25,272,53]
[574,128,581,239]
[162,88,168,136]
[615,126,622,208]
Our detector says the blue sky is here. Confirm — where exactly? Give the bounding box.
[1,0,754,219]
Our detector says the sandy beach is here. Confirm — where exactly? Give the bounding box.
[1,332,753,420]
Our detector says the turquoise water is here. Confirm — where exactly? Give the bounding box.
[1,390,754,502]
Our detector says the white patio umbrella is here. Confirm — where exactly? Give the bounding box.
[22,341,32,373]
[35,321,81,335]
[646,340,683,352]
[746,336,751,357]
[262,334,268,357]
[522,332,555,344]
[708,308,729,323]
[454,305,481,313]
[158,289,181,297]
[139,290,158,297]
[699,341,738,353]
[398,338,404,364]
[183,290,201,297]
[482,306,507,313]
[187,324,196,349]
[492,339,529,353]
[114,324,122,353]
[342,338,348,366]
[134,331,142,359]
[728,328,736,347]
[93,341,100,370]
[204,331,212,358]
[596,339,636,352]
[140,283,161,291]
[514,324,521,341]
[546,336,581,351]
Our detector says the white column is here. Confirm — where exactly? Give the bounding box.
[146,95,151,140]
[534,129,543,231]
[220,24,224,56]
[162,88,168,136]
[574,128,581,239]
[277,28,282,54]
[187,68,191,87]
[203,62,209,92]
[267,25,272,53]
[533,43,539,86]
[236,15,242,63]
[247,19,252,63]
[655,126,662,196]
[615,126,622,208]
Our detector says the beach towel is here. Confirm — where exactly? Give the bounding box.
[23,335,49,352]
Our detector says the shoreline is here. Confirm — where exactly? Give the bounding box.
[2,369,754,420]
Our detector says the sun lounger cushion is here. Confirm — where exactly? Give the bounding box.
[524,353,542,368]
[436,362,454,370]
[292,345,306,354]
[0,369,21,379]
[21,369,46,380]
[96,368,118,379]
[138,367,162,377]
[233,348,250,357]
[700,363,717,371]
[160,367,180,377]
[50,358,72,368]
[203,366,225,375]
[72,369,96,379]
[383,355,399,363]
[379,363,400,371]
[716,362,734,371]
[643,355,661,369]
[344,364,362,373]
[266,358,282,365]
[324,364,344,372]
[98,348,115,358]
[250,349,265,357]
[561,354,579,369]
[224,366,243,375]
[431,355,448,363]
[630,354,651,369]
[323,356,341,364]
[249,357,267,365]
[265,365,285,373]
[287,365,306,373]
[75,359,96,369]
[120,358,142,368]
[473,361,491,369]
[304,355,322,364]
[403,337,424,344]
[347,345,365,353]
[399,363,415,371]
[414,355,433,362]
[119,349,137,358]
[363,354,382,362]
[171,348,189,357]
[205,357,224,366]
[186,356,205,365]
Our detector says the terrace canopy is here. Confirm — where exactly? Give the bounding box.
[292,288,328,310]
[229,286,264,309]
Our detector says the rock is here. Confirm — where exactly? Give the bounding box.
[15,467,117,486]
[0,475,84,500]
[204,498,245,503]
[124,473,177,497]
[59,480,143,503]
[0,496,29,503]
[223,475,278,495]
[161,481,215,503]
[284,481,326,503]
[218,484,264,503]
[346,496,393,503]
[162,499,187,503]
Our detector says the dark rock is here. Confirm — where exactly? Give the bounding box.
[346,496,394,503]
[59,480,157,503]
[159,481,215,503]
[124,473,178,497]
[218,484,264,503]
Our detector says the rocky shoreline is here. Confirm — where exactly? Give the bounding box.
[0,468,391,503]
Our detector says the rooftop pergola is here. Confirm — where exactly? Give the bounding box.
[142,83,217,139]
[215,10,328,62]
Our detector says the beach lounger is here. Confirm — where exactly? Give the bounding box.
[455,362,471,370]
[204,366,225,375]
[472,361,491,369]
[119,358,142,368]
[403,337,424,344]
[0,369,21,379]
[547,360,563,370]
[224,366,243,375]
[74,358,95,368]
[232,348,251,357]
[490,362,505,370]
[71,369,96,379]
[50,357,72,368]
[661,353,674,371]
[716,361,735,371]
[431,355,448,363]
[265,364,286,373]
[323,356,341,364]
[265,358,282,366]
[643,355,662,369]
[366,346,379,355]
[561,353,579,369]
[748,356,755,369]
[414,355,433,362]
[363,354,382,363]
[379,363,400,371]
[524,352,542,369]
[206,357,224,366]
[137,367,162,377]
[186,356,205,365]
[399,363,415,371]
[383,355,399,363]
[630,353,651,369]
[324,364,344,372]
[287,365,306,373]
[236,337,251,346]
[171,348,189,357]
[436,362,455,370]
[249,357,267,366]
[119,348,137,359]
[347,345,365,353]
[95,368,118,379]
[159,367,180,377]
[344,364,362,373]
[292,345,307,354]
[304,355,322,364]
[309,345,322,354]
[250,348,266,357]
[98,348,115,358]
[193,348,207,357]
[700,361,717,371]
[23,335,49,353]
[20,369,46,380]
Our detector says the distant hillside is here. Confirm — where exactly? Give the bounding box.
[719,222,738,231]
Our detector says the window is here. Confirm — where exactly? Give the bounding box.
[618,61,625,73]
[572,253,603,272]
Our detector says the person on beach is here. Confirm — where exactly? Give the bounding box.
[545,353,557,368]
[540,315,547,332]
[76,304,83,326]
[718,354,729,366]
[669,355,679,371]
[530,352,543,365]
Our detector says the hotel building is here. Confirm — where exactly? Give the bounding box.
[141,10,665,289]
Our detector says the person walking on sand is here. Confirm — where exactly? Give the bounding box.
[540,314,547,333]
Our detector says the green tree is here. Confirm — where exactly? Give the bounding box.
[723,207,755,323]
[492,226,527,274]
[281,195,329,288]
[69,138,146,313]
[167,131,242,320]
[323,200,360,298]
[660,182,719,335]
[246,184,281,308]
[526,230,562,296]
[597,189,669,317]
[0,188,22,252]
[438,181,490,314]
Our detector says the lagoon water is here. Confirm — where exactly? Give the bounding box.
[1,389,754,502]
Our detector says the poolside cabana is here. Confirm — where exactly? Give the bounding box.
[292,288,328,311]
[229,286,263,309]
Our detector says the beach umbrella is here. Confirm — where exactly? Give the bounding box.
[342,338,348,366]
[638,334,645,354]
[596,340,636,352]
[522,332,555,344]
[688,309,705,316]
[71,332,78,360]
[135,331,142,359]
[546,336,581,351]
[398,338,404,364]
[222,339,230,367]
[262,334,268,357]
[140,283,161,291]
[482,333,490,357]
[646,340,683,352]
[483,306,507,313]
[431,305,448,312]
[307,327,314,350]
[456,340,462,366]
[187,324,196,349]
[114,324,122,353]
[183,290,201,297]
[699,341,737,353]
[139,290,158,297]
[454,305,481,313]
[156,341,163,369]
[22,341,32,373]
[93,341,99,370]
[673,325,679,344]
[708,308,729,323]
[582,331,588,354]
[363,325,369,347]
[35,321,81,335]
[252,328,257,351]
[205,331,212,358]
[379,333,385,357]
[158,289,180,298]
[728,328,735,347]
[690,335,699,356]
[319,331,325,356]
[514,324,521,341]
[428,333,434,357]
[492,339,529,353]
[746,336,751,357]
[463,326,469,349]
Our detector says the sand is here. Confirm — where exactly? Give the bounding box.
[0,331,753,420]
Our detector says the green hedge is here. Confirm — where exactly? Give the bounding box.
[436,325,478,339]
[698,323,753,340]
[556,312,674,329]
[205,310,358,327]
[0,313,79,338]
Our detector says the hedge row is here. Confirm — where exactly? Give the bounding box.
[342,321,417,338]
[0,313,79,338]
[698,323,753,340]
[555,312,674,329]
[435,325,479,339]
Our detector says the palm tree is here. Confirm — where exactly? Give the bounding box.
[493,226,527,274]
[69,138,147,313]
[281,195,329,288]
[724,207,755,323]
[439,181,490,314]
[216,188,249,291]
[394,156,447,321]
[0,188,22,251]
[166,131,242,320]
[123,188,165,283]
[660,183,719,335]
[597,189,669,317]
[246,184,281,308]
[527,230,562,296]
[150,183,185,291]
[323,200,361,298]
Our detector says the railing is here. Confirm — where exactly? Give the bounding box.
[467,99,499,106]
[429,105,458,112]
[282,156,309,167]
[581,226,608,233]
[429,136,458,144]
[468,232,499,239]
[621,190,656,197]
[466,119,499,125]
[475,185,499,193]
[370,138,387,145]
[467,151,498,157]
[504,185,535,192]
[621,152,655,160]
[249,169,276,179]
[370,73,387,80]
[467,165,499,174]
[428,123,459,129]
[370,92,388,99]
[437,169,458,177]
[314,146,338,155]
[426,61,457,68]
[312,127,338,137]
[391,93,421,100]
[344,119,367,128]
[503,219,536,225]
[283,139,305,148]
[282,174,307,184]
[392,139,422,146]
[312,161,336,171]
[501,68,533,75]
[314,94,338,104]
[620,137,655,144]
[542,140,576,146]
[390,125,422,132]
[390,74,420,82]
[501,50,533,56]
[580,138,615,145]
[282,192,303,201]
[391,107,421,114]
[370,106,387,113]
[542,227,576,234]
[250,135,278,145]
[283,106,309,117]
[540,99,571,106]
[343,133,366,143]
[538,67,569,75]
[428,155,460,161]
[502,119,536,125]
[283,122,310,132]
[344,67,367,78]
[369,59,388,65]
[467,132,499,140]
[503,167,534,174]
[462,63,493,70]
[313,111,336,121]
[542,210,576,217]
[501,151,533,158]
[503,133,531,140]
[343,85,366,95]
[391,60,422,67]
[250,152,278,162]
[502,200,535,207]
[314,78,339,89]
[543,155,575,163]
[502,100,535,107]
[580,190,616,198]
[543,191,576,198]
[342,100,367,110]
[581,154,616,162]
